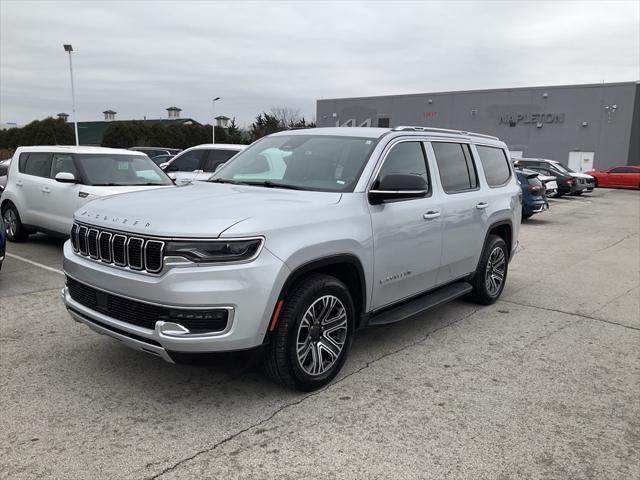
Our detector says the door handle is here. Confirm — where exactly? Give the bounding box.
[476,202,489,210]
[423,211,441,220]
[42,187,51,193]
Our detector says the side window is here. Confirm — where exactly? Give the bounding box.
[376,141,429,191]
[476,145,511,187]
[50,154,78,178]
[203,149,240,172]
[23,153,52,178]
[610,167,635,173]
[432,142,478,193]
[170,150,205,171]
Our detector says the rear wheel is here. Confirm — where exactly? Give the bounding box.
[2,203,28,242]
[468,235,508,305]
[265,273,355,391]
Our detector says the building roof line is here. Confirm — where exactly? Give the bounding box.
[317,80,640,103]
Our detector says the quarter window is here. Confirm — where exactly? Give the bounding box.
[432,142,478,193]
[23,153,52,177]
[376,141,429,191]
[476,145,511,187]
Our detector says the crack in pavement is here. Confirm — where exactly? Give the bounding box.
[147,307,481,479]
[500,299,640,332]
[594,232,639,253]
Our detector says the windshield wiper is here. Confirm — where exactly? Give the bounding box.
[241,180,305,190]
[209,178,243,184]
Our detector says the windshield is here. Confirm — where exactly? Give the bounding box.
[210,134,379,192]
[551,162,574,173]
[75,154,173,186]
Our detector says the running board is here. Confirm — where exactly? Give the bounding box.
[367,282,472,326]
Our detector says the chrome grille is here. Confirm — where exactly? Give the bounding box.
[71,223,164,274]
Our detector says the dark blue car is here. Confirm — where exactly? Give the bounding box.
[516,168,549,219]
[0,213,5,271]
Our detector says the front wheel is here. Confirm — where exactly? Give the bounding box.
[468,235,508,305]
[265,273,355,391]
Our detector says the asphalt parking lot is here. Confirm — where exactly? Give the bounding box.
[1,188,639,480]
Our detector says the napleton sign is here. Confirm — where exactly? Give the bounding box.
[499,112,565,125]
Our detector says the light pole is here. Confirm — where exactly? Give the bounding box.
[212,97,220,143]
[63,44,79,146]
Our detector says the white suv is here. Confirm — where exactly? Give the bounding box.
[161,144,246,185]
[1,146,174,241]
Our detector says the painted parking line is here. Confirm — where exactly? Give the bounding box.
[5,252,64,276]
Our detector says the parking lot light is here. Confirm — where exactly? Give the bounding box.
[212,97,221,143]
[63,44,79,146]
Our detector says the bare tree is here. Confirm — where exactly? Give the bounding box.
[270,106,301,128]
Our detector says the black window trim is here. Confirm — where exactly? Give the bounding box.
[50,152,83,181]
[367,137,433,200]
[474,144,513,189]
[431,140,481,195]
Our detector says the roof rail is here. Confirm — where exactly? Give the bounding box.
[391,126,499,141]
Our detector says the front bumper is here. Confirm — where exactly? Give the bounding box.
[62,241,289,360]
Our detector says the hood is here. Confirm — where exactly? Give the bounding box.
[81,184,173,198]
[74,181,342,237]
[568,172,594,179]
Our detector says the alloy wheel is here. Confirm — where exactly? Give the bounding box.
[485,246,506,297]
[3,209,16,238]
[296,295,348,376]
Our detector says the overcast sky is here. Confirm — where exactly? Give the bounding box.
[1,0,638,127]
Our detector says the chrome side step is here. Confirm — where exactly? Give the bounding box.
[367,282,472,326]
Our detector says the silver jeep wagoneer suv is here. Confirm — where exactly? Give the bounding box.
[62,127,521,391]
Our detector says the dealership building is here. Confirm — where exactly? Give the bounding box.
[316,81,639,171]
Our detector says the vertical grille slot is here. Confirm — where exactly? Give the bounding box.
[144,240,164,273]
[70,224,78,251]
[99,232,112,263]
[112,235,127,266]
[127,238,144,270]
[87,229,99,259]
[78,226,88,255]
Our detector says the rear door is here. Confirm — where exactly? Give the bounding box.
[430,141,486,283]
[42,153,82,234]
[20,152,53,228]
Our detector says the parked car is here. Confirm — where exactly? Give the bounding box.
[1,146,174,242]
[129,147,182,158]
[61,126,521,391]
[149,154,175,166]
[515,158,595,195]
[515,168,549,219]
[0,214,5,271]
[536,173,558,198]
[586,165,640,189]
[161,144,246,185]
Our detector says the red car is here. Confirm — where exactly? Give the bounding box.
[586,165,640,189]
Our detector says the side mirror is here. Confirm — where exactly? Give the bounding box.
[368,174,428,204]
[55,172,77,183]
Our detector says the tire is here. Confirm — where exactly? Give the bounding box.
[593,178,598,188]
[265,273,355,391]
[2,203,28,242]
[571,190,583,196]
[468,235,508,305]
[522,212,533,219]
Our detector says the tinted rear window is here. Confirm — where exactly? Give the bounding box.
[432,142,478,193]
[23,153,52,177]
[476,145,511,187]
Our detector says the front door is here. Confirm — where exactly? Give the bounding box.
[42,153,82,234]
[369,140,443,310]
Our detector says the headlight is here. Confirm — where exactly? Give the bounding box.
[164,238,263,263]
